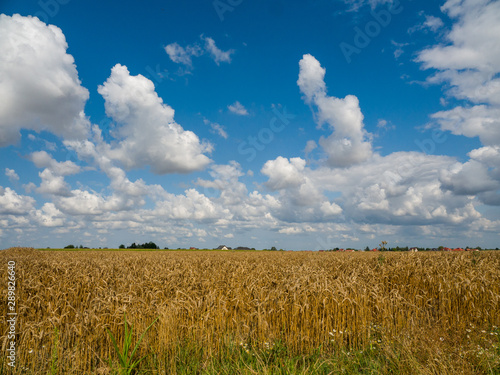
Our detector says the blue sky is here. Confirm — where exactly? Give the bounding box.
[0,0,499,249]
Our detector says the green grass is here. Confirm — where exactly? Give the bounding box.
[107,314,158,375]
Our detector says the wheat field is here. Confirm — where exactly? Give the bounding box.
[1,247,499,374]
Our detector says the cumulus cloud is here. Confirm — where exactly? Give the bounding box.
[262,157,306,190]
[37,169,72,196]
[431,105,500,146]
[5,168,19,183]
[413,0,500,210]
[298,54,373,167]
[0,187,35,214]
[227,101,249,116]
[417,0,500,108]
[0,14,90,146]
[30,151,81,175]
[27,151,81,197]
[97,64,212,174]
[32,203,65,227]
[154,189,222,221]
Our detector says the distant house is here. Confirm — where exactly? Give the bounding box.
[452,248,465,251]
[371,248,378,251]
[190,247,198,250]
[443,247,452,251]
[216,245,230,250]
[409,247,418,252]
[235,246,252,250]
[319,250,325,252]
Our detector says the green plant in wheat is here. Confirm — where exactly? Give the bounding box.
[106,314,158,375]
[49,326,59,375]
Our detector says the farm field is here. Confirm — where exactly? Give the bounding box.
[1,247,500,374]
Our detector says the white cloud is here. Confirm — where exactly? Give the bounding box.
[37,169,72,196]
[261,157,306,190]
[298,54,372,167]
[30,151,81,175]
[97,64,212,174]
[202,36,234,65]
[0,14,90,146]
[423,15,444,32]
[431,105,500,146]
[0,187,35,215]
[57,189,107,215]
[409,14,444,34]
[391,40,409,59]
[28,151,81,196]
[278,226,303,235]
[204,118,228,139]
[5,168,19,183]
[227,101,249,116]
[154,189,222,221]
[164,42,202,66]
[320,201,343,216]
[304,140,317,155]
[417,0,500,102]
[164,36,234,69]
[32,203,65,227]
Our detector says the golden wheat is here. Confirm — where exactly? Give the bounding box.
[1,248,499,374]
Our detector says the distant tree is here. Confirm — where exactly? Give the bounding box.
[164,247,169,250]
[364,246,370,252]
[141,241,159,249]
[270,246,277,251]
[64,244,75,249]
[79,245,83,249]
[119,244,125,249]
